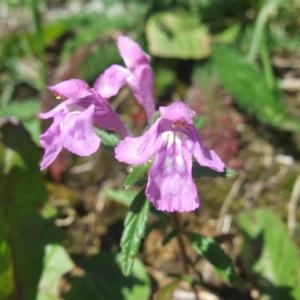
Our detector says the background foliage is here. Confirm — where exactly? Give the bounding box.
[1,0,300,299]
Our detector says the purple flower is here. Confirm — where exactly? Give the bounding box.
[94,35,155,121]
[39,79,129,170]
[115,102,225,212]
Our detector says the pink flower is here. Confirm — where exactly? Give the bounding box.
[115,102,225,212]
[39,79,129,170]
[95,36,155,121]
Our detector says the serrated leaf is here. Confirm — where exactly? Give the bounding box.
[37,244,74,300]
[192,165,236,178]
[238,209,300,299]
[213,45,300,131]
[65,252,150,300]
[120,191,150,276]
[146,11,210,59]
[187,232,244,289]
[124,163,150,189]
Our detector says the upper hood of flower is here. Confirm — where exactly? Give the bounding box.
[159,102,195,125]
[117,35,151,70]
[47,79,92,100]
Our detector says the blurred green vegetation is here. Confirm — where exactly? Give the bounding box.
[1,0,300,299]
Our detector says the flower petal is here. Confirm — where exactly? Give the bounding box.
[117,36,150,70]
[61,105,100,156]
[191,127,225,172]
[146,136,199,212]
[115,119,162,164]
[94,64,129,99]
[159,102,195,125]
[39,98,75,119]
[93,99,129,138]
[48,79,91,100]
[40,118,63,170]
[127,65,155,121]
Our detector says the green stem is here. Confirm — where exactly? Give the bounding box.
[248,2,277,63]
[26,0,46,88]
[260,31,275,90]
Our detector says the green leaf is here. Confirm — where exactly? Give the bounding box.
[105,189,138,207]
[192,165,236,178]
[124,163,151,189]
[96,129,119,148]
[120,191,150,276]
[37,244,74,300]
[213,45,300,131]
[0,99,41,120]
[238,209,300,299]
[146,11,210,59]
[65,252,150,300]
[187,232,244,289]
[0,122,63,300]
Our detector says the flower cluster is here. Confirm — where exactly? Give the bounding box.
[40,36,225,212]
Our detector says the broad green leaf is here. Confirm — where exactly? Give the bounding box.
[0,122,63,300]
[192,165,236,178]
[120,191,150,276]
[105,189,138,206]
[146,11,210,59]
[238,209,300,299]
[187,232,244,289]
[0,99,41,120]
[37,244,74,300]
[213,45,300,131]
[124,163,151,189]
[65,252,150,300]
